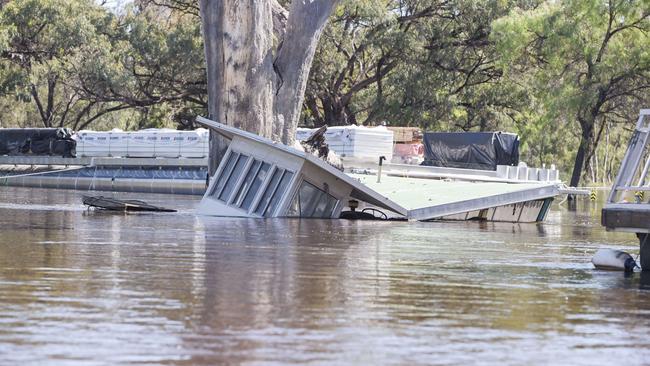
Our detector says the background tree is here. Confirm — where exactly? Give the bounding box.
[68,2,207,130]
[0,0,206,130]
[0,0,118,128]
[493,0,650,187]
[0,0,648,187]
[302,0,538,130]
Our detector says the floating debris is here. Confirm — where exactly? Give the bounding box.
[592,249,638,272]
[82,195,176,212]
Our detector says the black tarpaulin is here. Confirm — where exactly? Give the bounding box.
[493,132,519,168]
[0,128,76,157]
[421,132,519,170]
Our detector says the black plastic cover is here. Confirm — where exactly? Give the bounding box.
[421,132,519,170]
[0,128,76,157]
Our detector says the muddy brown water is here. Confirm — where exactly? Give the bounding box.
[1,187,650,365]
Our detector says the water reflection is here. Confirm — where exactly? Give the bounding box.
[637,271,650,290]
[1,187,650,365]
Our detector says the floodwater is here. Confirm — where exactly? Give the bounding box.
[1,187,649,366]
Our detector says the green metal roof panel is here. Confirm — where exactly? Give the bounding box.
[348,173,559,220]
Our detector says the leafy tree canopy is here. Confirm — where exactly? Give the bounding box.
[0,0,648,185]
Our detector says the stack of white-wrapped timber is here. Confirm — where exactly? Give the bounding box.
[75,128,209,158]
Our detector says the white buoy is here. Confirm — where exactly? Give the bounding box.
[592,249,638,272]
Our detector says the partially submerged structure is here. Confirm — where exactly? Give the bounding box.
[602,109,650,269]
[0,128,211,194]
[196,117,405,219]
[196,117,561,222]
[83,195,176,212]
[0,117,581,223]
[0,156,207,195]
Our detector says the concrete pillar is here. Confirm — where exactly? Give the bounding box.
[639,233,650,271]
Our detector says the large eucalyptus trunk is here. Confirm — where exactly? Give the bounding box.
[199,0,339,175]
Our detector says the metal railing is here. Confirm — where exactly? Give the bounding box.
[607,109,650,205]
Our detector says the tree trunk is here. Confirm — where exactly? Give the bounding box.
[569,119,595,188]
[199,0,339,175]
[479,116,488,132]
[344,104,357,125]
[272,0,339,142]
[604,121,610,185]
[199,0,276,174]
[304,93,324,126]
[319,94,348,126]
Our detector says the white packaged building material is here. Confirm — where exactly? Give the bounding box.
[75,128,209,158]
[296,125,394,163]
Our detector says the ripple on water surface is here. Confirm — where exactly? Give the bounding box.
[0,186,649,365]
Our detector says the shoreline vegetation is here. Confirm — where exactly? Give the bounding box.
[0,0,648,187]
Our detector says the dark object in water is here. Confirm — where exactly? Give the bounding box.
[0,128,76,157]
[82,195,176,212]
[340,210,381,220]
[340,207,388,220]
[592,249,638,272]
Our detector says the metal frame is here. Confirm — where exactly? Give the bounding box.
[607,109,650,205]
[254,167,287,216]
[287,179,341,218]
[203,145,299,217]
[0,156,208,167]
[248,164,278,216]
[210,149,237,198]
[231,159,264,207]
[264,170,299,217]
[227,156,255,205]
[408,184,558,221]
[218,153,251,202]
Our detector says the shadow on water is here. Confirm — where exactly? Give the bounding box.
[640,271,650,290]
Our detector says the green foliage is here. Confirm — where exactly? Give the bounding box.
[0,0,647,186]
[302,0,649,184]
[492,0,650,185]
[0,0,205,130]
[305,0,537,131]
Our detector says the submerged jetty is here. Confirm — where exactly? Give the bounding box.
[0,128,210,195]
[0,156,208,195]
